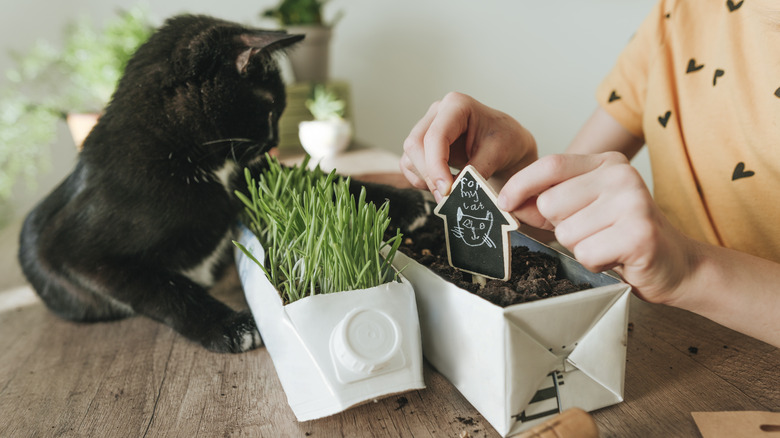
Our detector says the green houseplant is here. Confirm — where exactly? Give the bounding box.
[234,155,401,302]
[298,84,352,159]
[261,0,342,83]
[0,7,153,202]
[232,156,424,421]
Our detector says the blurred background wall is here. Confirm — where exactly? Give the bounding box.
[0,0,656,224]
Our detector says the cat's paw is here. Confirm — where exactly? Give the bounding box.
[204,310,263,354]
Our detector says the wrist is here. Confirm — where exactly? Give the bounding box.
[657,236,708,310]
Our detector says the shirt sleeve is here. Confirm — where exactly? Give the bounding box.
[596,0,672,139]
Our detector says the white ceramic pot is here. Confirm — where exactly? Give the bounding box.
[298,119,352,159]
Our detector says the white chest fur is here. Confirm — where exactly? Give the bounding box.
[213,161,238,195]
[179,161,240,286]
[182,228,234,287]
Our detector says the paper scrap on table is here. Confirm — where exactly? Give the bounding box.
[692,411,780,438]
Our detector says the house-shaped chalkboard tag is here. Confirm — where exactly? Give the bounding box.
[433,165,519,281]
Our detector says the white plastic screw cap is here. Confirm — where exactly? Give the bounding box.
[331,308,401,375]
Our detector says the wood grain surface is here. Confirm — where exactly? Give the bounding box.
[1,264,778,438]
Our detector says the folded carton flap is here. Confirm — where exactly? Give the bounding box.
[505,319,565,434]
[505,368,624,437]
[557,367,625,411]
[567,287,631,400]
[503,283,627,357]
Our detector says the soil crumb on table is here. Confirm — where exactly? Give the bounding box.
[394,218,592,307]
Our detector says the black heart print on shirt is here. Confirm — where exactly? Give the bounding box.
[727,0,744,12]
[658,111,672,127]
[732,162,755,180]
[686,59,704,73]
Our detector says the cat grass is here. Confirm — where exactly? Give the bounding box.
[234,156,403,304]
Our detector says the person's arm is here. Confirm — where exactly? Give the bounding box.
[565,106,644,158]
[674,239,780,347]
[498,152,780,348]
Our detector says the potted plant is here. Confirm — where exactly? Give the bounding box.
[298,84,352,160]
[388,168,632,437]
[261,0,342,83]
[233,156,424,421]
[0,6,153,202]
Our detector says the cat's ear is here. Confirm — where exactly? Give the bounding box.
[235,32,304,75]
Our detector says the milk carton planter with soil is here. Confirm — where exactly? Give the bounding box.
[234,158,424,421]
[391,167,631,436]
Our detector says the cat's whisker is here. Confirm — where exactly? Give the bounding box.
[201,138,254,146]
[189,138,262,165]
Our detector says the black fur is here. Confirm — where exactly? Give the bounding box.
[18,15,431,353]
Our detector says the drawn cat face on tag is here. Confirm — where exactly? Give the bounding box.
[454,207,495,248]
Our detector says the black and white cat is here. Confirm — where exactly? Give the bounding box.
[18,15,431,353]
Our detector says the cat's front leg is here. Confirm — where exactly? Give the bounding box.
[78,261,261,353]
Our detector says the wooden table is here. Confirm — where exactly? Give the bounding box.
[2,270,778,437]
[2,150,778,437]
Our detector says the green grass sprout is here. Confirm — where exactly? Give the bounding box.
[234,155,403,304]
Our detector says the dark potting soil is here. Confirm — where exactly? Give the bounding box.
[393,217,592,307]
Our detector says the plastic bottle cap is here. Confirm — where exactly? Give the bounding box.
[331,308,401,375]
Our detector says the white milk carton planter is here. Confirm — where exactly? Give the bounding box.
[236,226,425,421]
[392,231,631,437]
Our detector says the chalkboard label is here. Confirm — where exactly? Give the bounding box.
[433,165,519,281]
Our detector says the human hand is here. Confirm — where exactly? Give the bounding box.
[400,92,538,202]
[498,151,698,306]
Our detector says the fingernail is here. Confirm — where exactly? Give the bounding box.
[433,190,442,203]
[436,180,449,196]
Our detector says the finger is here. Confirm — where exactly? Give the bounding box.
[399,154,427,190]
[400,140,434,190]
[498,153,617,212]
[403,101,442,192]
[508,195,554,230]
[552,195,616,251]
[423,93,473,196]
[567,221,634,273]
[537,159,643,226]
[568,207,659,276]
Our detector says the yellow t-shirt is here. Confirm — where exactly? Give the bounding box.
[597,0,780,262]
